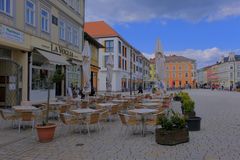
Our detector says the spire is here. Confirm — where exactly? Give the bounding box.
[155,38,163,54]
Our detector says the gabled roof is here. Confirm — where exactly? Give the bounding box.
[84,21,119,38]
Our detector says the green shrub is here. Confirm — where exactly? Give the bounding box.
[157,109,186,130]
[182,99,195,113]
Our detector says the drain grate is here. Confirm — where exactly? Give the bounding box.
[76,143,84,147]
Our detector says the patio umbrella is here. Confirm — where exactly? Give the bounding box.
[155,38,165,91]
[106,53,114,92]
[82,41,91,94]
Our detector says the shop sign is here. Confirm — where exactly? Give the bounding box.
[0,24,24,43]
[51,43,82,61]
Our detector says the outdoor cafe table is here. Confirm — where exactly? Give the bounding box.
[49,101,65,106]
[141,102,161,108]
[97,103,117,109]
[13,106,39,112]
[112,99,128,103]
[71,108,97,115]
[129,109,157,136]
[142,99,162,103]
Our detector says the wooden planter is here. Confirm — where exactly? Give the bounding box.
[36,123,56,143]
[155,128,189,146]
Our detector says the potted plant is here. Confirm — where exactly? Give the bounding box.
[155,109,189,145]
[35,69,64,143]
[182,99,195,118]
[152,87,157,94]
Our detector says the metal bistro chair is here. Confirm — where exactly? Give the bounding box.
[18,111,35,133]
[0,109,18,129]
[82,112,100,136]
[118,113,140,135]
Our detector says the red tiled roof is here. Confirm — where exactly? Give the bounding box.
[165,55,195,63]
[84,21,119,38]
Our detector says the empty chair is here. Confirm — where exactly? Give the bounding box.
[145,112,164,127]
[18,112,35,132]
[59,113,81,135]
[118,113,140,135]
[82,112,100,136]
[0,110,18,128]
[109,105,120,121]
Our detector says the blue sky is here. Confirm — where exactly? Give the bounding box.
[86,0,240,68]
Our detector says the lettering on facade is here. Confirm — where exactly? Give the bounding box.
[51,44,74,58]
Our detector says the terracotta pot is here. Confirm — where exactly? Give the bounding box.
[36,123,56,143]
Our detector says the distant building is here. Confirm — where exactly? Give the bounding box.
[198,52,240,89]
[149,55,196,89]
[84,21,150,92]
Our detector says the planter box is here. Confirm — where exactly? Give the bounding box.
[187,116,201,131]
[155,128,189,146]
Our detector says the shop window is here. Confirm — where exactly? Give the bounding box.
[0,48,11,58]
[25,0,35,26]
[32,66,54,90]
[41,8,49,33]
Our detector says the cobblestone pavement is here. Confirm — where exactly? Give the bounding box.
[0,89,240,160]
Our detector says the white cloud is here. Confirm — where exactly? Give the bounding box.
[86,0,240,24]
[143,48,236,68]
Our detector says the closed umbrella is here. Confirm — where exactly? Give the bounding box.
[82,41,91,94]
[106,53,113,92]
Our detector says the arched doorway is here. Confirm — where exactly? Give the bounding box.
[0,58,22,108]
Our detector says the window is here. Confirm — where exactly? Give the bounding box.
[125,60,127,70]
[59,20,65,40]
[237,72,240,78]
[72,28,78,46]
[179,73,182,78]
[122,59,124,70]
[104,55,109,68]
[41,9,49,32]
[185,72,188,78]
[185,64,188,70]
[179,66,182,70]
[66,24,72,43]
[25,0,35,26]
[230,72,233,79]
[118,41,121,54]
[173,65,175,70]
[118,56,121,68]
[105,40,114,52]
[0,0,11,15]
[238,65,240,70]
[230,66,233,70]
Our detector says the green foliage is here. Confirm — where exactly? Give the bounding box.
[51,69,64,83]
[157,109,186,130]
[152,87,157,93]
[182,99,195,113]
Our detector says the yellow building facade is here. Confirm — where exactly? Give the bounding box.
[0,0,85,106]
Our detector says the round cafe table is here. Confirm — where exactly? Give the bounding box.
[112,99,128,103]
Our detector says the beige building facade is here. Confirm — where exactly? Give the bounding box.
[0,0,85,106]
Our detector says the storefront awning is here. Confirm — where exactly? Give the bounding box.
[35,49,70,65]
[67,59,82,65]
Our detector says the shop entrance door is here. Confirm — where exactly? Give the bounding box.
[0,59,22,108]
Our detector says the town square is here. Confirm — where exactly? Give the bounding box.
[0,0,240,160]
